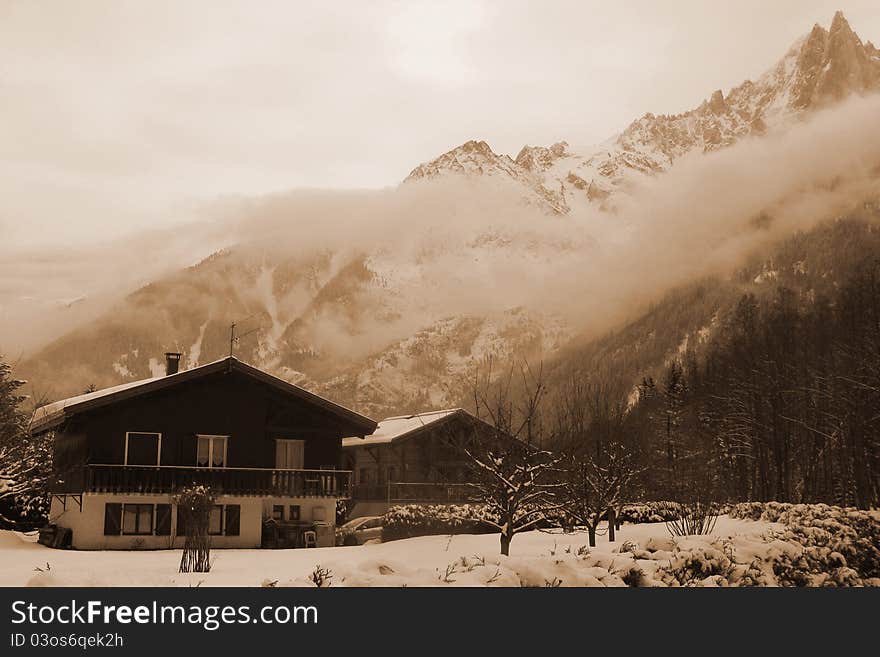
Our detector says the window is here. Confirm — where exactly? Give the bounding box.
[122,504,154,535]
[125,432,161,466]
[176,504,238,537]
[275,439,304,469]
[361,517,383,530]
[106,503,170,536]
[358,468,368,484]
[312,506,326,522]
[208,505,223,535]
[271,505,284,521]
[289,505,300,521]
[196,435,228,468]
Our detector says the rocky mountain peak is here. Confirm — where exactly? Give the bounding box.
[792,11,878,109]
[706,89,727,114]
[830,10,854,37]
[403,13,877,212]
[403,138,569,213]
[515,141,569,172]
[404,139,516,182]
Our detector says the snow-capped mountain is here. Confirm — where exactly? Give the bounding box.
[405,139,569,214]
[407,12,880,211]
[16,12,880,417]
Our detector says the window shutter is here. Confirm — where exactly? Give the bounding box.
[176,506,187,537]
[103,503,122,536]
[225,505,241,536]
[155,504,172,536]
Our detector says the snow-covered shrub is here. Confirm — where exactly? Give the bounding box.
[656,541,737,586]
[770,504,880,586]
[621,565,646,587]
[728,501,794,522]
[728,502,880,585]
[727,502,766,520]
[618,502,682,524]
[382,504,500,541]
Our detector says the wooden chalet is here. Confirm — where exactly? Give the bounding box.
[341,408,499,517]
[32,354,376,549]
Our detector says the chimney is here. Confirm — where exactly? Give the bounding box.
[164,352,182,376]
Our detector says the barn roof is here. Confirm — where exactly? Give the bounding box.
[341,408,467,448]
[30,356,377,436]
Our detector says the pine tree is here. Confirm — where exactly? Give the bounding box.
[0,357,53,525]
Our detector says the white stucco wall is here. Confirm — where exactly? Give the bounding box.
[49,494,338,550]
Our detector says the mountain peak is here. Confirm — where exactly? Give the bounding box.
[830,10,853,35]
[456,139,496,156]
[402,11,878,210]
[404,139,511,182]
[515,141,569,172]
[790,10,878,109]
[707,89,727,113]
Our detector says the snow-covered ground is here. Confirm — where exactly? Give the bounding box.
[0,516,780,587]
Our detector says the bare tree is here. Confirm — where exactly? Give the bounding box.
[461,358,563,555]
[550,372,641,546]
[556,441,638,547]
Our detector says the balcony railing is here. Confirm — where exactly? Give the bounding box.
[67,465,351,498]
[352,481,473,504]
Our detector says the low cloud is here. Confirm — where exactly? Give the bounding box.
[212,93,880,356]
[6,94,880,367]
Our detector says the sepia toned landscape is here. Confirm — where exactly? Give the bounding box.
[1,3,878,588]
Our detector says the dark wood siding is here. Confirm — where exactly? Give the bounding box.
[55,370,346,471]
[348,414,498,485]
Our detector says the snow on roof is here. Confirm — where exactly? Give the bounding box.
[342,408,461,448]
[31,375,164,428]
[29,357,233,430]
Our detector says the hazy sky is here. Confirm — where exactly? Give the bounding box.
[2,0,879,249]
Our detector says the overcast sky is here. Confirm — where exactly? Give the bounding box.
[2,0,879,249]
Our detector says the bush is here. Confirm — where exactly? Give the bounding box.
[382,504,500,541]
[728,502,880,585]
[727,501,793,522]
[618,502,682,524]
[657,542,737,586]
[771,504,880,586]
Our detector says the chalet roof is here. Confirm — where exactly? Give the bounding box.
[342,408,464,448]
[30,356,377,436]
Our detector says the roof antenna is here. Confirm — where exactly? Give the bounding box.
[228,320,262,369]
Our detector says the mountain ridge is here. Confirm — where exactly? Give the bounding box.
[405,11,880,211]
[14,12,880,418]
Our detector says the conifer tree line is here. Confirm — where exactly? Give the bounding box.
[621,257,880,508]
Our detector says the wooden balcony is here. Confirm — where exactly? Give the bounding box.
[57,465,351,498]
